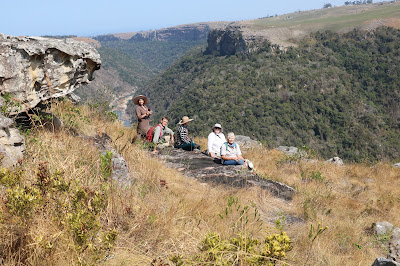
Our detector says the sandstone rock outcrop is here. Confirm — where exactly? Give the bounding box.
[206,27,247,56]
[0,33,101,115]
[205,26,267,56]
[156,148,296,200]
[373,221,400,264]
[0,33,101,167]
[235,135,261,149]
[0,99,25,166]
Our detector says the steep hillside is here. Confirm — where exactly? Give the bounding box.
[141,27,400,162]
[76,39,207,106]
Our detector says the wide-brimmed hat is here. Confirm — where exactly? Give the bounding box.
[133,95,149,105]
[178,116,194,125]
[212,123,223,132]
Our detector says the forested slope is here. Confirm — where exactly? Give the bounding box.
[142,27,400,162]
[76,39,206,101]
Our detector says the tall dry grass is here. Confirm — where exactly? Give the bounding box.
[1,100,399,265]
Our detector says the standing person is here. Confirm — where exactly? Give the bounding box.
[134,95,152,138]
[151,117,175,153]
[207,123,226,158]
[221,132,254,170]
[176,116,200,151]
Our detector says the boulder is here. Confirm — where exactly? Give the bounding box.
[373,221,400,263]
[235,135,261,149]
[156,148,296,200]
[372,257,399,266]
[0,33,101,115]
[392,163,400,168]
[276,146,307,158]
[326,156,344,166]
[276,146,299,156]
[0,113,25,167]
[79,133,132,187]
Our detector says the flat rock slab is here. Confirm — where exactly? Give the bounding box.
[156,148,296,200]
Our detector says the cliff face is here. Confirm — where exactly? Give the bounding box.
[0,33,101,166]
[95,24,217,42]
[206,27,247,55]
[129,24,210,42]
[205,26,265,55]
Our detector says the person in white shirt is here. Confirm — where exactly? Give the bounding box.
[207,123,226,158]
[221,132,254,170]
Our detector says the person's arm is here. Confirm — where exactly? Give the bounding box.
[208,133,215,157]
[165,126,174,144]
[136,107,149,120]
[153,126,161,144]
[236,145,244,161]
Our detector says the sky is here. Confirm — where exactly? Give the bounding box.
[0,0,385,37]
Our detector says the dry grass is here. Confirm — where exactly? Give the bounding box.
[1,101,399,265]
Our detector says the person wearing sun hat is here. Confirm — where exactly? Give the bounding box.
[175,116,200,151]
[134,95,152,138]
[207,123,226,158]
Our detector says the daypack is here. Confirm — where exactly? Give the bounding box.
[146,124,162,142]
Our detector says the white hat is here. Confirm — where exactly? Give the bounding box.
[212,123,223,132]
[213,123,222,129]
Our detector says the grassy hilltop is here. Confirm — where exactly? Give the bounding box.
[243,1,400,46]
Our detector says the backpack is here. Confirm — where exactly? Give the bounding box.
[146,124,162,142]
[224,142,237,149]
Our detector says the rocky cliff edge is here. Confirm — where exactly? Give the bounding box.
[0,34,101,167]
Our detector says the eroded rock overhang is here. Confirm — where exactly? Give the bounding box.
[0,33,101,114]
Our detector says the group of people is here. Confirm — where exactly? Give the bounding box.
[134,95,253,169]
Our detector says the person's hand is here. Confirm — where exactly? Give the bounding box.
[210,153,216,158]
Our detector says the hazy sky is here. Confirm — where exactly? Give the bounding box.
[0,0,385,37]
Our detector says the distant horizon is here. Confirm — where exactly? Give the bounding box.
[0,0,388,37]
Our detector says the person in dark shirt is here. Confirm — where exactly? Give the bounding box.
[176,116,200,151]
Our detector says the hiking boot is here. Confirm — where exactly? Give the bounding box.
[246,159,254,171]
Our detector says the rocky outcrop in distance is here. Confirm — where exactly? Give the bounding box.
[95,23,232,42]
[205,26,266,56]
[129,24,210,42]
[0,33,101,166]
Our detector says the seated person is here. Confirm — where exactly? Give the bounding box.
[207,123,226,158]
[176,116,200,151]
[152,117,174,153]
[221,132,253,170]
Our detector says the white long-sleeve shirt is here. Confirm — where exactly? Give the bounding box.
[207,132,226,155]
